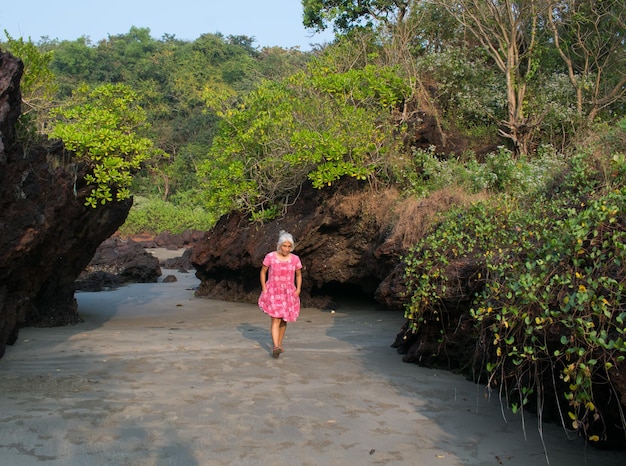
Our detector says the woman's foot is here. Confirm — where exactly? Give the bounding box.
[272,346,282,358]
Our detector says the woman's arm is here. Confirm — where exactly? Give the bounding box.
[294,268,302,296]
[260,265,269,292]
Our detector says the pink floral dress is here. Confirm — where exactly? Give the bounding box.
[258,252,302,322]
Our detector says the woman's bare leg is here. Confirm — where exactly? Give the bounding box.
[270,318,287,357]
[277,320,287,349]
[270,317,281,349]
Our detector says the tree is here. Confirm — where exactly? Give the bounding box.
[436,0,547,155]
[49,83,165,207]
[255,46,310,81]
[302,0,411,33]
[48,37,97,96]
[2,31,57,134]
[547,0,626,123]
[197,60,410,220]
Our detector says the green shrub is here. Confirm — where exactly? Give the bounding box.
[49,83,165,207]
[403,151,626,441]
[118,196,217,235]
[396,145,567,198]
[470,187,626,440]
[416,47,506,127]
[196,61,410,220]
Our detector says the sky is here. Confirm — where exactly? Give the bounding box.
[0,0,335,50]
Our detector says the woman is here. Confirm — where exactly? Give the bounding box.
[258,230,302,358]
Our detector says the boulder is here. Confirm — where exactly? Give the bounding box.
[75,237,161,291]
[122,229,204,249]
[161,248,193,271]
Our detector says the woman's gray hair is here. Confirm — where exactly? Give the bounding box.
[277,230,295,251]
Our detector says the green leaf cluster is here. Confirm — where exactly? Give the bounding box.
[196,59,410,219]
[2,31,57,141]
[49,83,165,207]
[395,145,567,198]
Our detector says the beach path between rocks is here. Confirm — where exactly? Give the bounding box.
[1,267,625,466]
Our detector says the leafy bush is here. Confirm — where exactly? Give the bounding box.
[49,83,165,207]
[118,195,217,235]
[530,72,579,148]
[403,151,626,441]
[396,145,567,197]
[196,61,410,220]
[416,47,506,127]
[468,188,626,440]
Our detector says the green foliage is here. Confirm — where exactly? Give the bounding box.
[403,151,626,441]
[591,117,626,174]
[416,46,506,127]
[256,47,311,80]
[49,83,165,207]
[471,187,626,440]
[21,12,622,223]
[3,31,57,109]
[302,0,409,33]
[197,59,410,219]
[3,31,57,141]
[44,28,312,207]
[118,195,217,235]
[394,145,567,198]
[528,72,580,147]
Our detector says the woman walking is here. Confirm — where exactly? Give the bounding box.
[258,230,302,358]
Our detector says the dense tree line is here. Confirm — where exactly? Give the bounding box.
[3,1,624,218]
[3,27,315,210]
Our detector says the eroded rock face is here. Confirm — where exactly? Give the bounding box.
[0,50,131,357]
[191,179,408,310]
[75,237,161,291]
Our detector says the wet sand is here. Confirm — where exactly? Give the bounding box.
[1,255,625,465]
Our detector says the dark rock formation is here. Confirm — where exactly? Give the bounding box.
[74,233,197,291]
[155,230,204,249]
[74,271,121,292]
[75,237,161,291]
[192,179,409,310]
[0,50,132,357]
[161,248,193,271]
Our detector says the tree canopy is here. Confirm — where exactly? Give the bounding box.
[197,60,410,220]
[49,83,166,207]
[302,0,411,32]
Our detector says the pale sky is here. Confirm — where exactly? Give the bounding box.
[0,1,335,50]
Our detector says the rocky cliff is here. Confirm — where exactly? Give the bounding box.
[192,180,399,309]
[191,177,453,312]
[0,50,132,358]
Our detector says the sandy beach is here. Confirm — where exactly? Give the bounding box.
[1,252,625,465]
